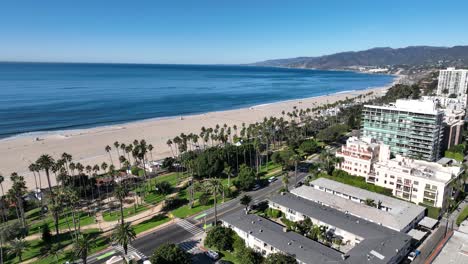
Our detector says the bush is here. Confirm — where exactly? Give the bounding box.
[419,203,441,219]
[205,226,235,251]
[456,206,468,225]
[154,181,173,195]
[41,224,53,245]
[162,197,188,211]
[198,192,211,206]
[266,208,282,219]
[320,170,393,196]
[264,253,296,264]
[445,144,465,162]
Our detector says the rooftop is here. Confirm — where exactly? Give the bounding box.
[364,99,442,115]
[373,155,463,184]
[310,178,424,212]
[267,193,411,264]
[291,185,425,232]
[222,212,343,264]
[432,231,468,264]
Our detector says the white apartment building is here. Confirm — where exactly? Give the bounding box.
[336,137,390,178]
[437,68,468,103]
[371,155,463,209]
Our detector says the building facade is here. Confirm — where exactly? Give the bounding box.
[437,68,468,102]
[336,137,390,178]
[362,99,444,161]
[371,155,463,209]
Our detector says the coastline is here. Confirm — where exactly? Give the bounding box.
[0,77,399,190]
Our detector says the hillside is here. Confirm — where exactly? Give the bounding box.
[253,46,468,70]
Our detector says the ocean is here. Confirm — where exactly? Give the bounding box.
[0,62,394,139]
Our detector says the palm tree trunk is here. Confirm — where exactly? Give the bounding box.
[120,199,125,225]
[214,189,218,224]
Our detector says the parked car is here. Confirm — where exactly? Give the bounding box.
[295,181,303,188]
[407,250,420,261]
[252,184,261,191]
[206,250,220,260]
[268,176,277,183]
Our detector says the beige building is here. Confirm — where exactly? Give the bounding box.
[437,67,468,105]
[371,155,463,209]
[336,137,390,178]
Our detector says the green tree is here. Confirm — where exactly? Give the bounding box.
[263,253,296,264]
[8,238,28,262]
[204,178,224,223]
[316,124,348,143]
[36,154,60,235]
[154,181,173,195]
[112,222,136,255]
[41,224,53,246]
[8,173,27,229]
[298,140,319,155]
[235,164,256,191]
[364,198,376,207]
[150,243,191,264]
[205,226,235,251]
[240,195,252,210]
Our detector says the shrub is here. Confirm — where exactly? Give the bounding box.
[266,208,282,219]
[154,181,173,195]
[264,253,296,264]
[150,243,191,264]
[198,192,211,206]
[456,206,468,225]
[320,170,393,196]
[299,140,320,155]
[162,197,188,212]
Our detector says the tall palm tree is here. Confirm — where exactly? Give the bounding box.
[9,173,27,228]
[114,184,129,225]
[204,178,224,224]
[73,234,94,264]
[114,141,121,166]
[28,163,39,190]
[0,173,6,223]
[282,171,289,192]
[290,154,301,186]
[8,238,28,262]
[37,154,60,234]
[0,174,4,197]
[105,145,113,166]
[112,222,136,255]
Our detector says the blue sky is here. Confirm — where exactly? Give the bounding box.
[1,0,467,64]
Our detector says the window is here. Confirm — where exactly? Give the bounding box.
[413,181,419,185]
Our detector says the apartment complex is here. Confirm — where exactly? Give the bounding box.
[437,67,468,102]
[336,137,390,178]
[371,155,463,209]
[362,99,444,161]
[296,180,426,232]
[267,193,412,264]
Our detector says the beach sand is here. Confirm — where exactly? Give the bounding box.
[0,85,392,190]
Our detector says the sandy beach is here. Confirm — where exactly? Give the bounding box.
[0,85,393,190]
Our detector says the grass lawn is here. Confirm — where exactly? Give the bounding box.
[419,203,442,219]
[171,194,232,219]
[317,171,393,196]
[218,250,240,264]
[102,205,149,222]
[456,205,468,225]
[4,229,102,264]
[133,214,171,234]
[28,211,96,234]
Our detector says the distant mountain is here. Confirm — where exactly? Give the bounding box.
[253,46,468,69]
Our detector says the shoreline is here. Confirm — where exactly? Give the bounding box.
[0,82,395,142]
[0,77,400,190]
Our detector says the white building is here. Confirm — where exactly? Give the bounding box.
[371,155,463,209]
[292,183,426,232]
[437,67,468,103]
[336,137,390,178]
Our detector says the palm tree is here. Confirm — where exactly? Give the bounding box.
[112,222,136,255]
[290,154,301,186]
[364,198,376,207]
[36,154,55,194]
[73,234,94,264]
[223,164,233,188]
[9,173,27,228]
[105,145,113,166]
[203,178,224,224]
[9,238,28,262]
[148,144,154,161]
[0,173,6,223]
[28,163,39,190]
[114,184,129,225]
[0,174,4,197]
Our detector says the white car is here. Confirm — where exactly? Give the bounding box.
[268,176,277,183]
[206,250,220,260]
[407,251,420,261]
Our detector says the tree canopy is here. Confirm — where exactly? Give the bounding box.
[204,226,235,251]
[150,243,191,264]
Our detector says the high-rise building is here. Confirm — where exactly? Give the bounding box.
[362,99,444,161]
[437,68,468,102]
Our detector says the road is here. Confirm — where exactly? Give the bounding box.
[85,163,314,264]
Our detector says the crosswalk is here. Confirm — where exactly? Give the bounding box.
[114,244,147,259]
[177,219,204,235]
[178,239,201,254]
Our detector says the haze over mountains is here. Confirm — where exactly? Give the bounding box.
[253,46,468,69]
